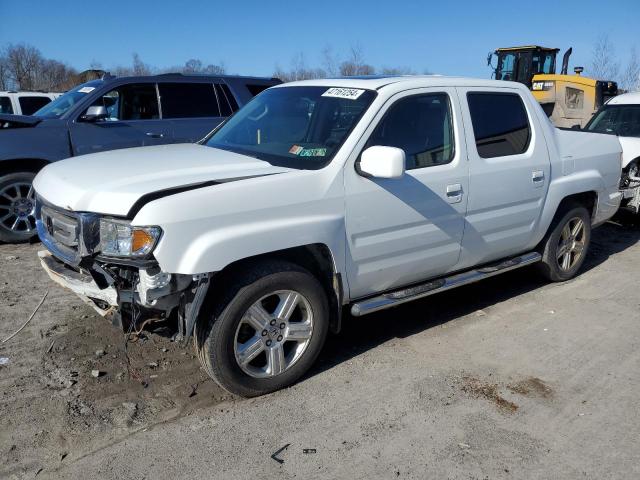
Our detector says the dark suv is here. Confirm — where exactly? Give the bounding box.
[0,73,280,242]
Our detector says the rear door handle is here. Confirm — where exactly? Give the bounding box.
[146,132,165,138]
[532,170,545,186]
[446,183,463,204]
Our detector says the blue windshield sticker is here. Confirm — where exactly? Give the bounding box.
[299,148,327,157]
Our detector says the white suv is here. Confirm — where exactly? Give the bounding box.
[0,91,61,116]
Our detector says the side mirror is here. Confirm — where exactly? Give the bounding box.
[359,146,405,179]
[81,105,108,122]
[571,124,581,130]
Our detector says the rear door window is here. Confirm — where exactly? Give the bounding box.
[18,96,51,115]
[0,96,13,114]
[158,82,221,118]
[467,92,531,158]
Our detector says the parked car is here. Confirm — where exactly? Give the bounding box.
[584,91,640,213]
[0,91,61,116]
[34,76,622,397]
[0,73,281,243]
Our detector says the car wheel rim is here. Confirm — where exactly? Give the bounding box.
[0,181,35,235]
[556,217,586,271]
[234,290,314,379]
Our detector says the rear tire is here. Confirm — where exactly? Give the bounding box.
[537,203,591,282]
[0,172,37,244]
[195,260,329,397]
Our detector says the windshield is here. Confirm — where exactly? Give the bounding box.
[33,80,103,118]
[206,86,376,169]
[585,104,640,137]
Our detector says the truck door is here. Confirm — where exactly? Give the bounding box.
[344,88,469,299]
[69,83,172,156]
[455,87,551,269]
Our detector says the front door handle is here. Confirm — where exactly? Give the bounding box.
[532,170,545,186]
[146,132,165,138]
[446,183,463,204]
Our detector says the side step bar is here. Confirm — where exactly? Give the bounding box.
[350,251,542,316]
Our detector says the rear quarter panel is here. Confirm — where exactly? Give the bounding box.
[532,128,622,245]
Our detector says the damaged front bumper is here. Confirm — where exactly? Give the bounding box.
[39,250,118,316]
[35,196,212,339]
[37,249,210,340]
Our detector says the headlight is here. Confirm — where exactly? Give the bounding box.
[99,218,161,257]
[532,81,554,91]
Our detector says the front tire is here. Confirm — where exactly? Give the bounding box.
[0,172,37,243]
[537,204,591,282]
[195,261,329,397]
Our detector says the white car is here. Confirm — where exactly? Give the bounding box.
[0,91,61,116]
[33,76,623,396]
[585,92,640,212]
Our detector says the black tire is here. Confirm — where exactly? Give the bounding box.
[0,172,37,244]
[537,203,591,282]
[195,260,329,397]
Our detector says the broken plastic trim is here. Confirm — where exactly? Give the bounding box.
[180,274,211,343]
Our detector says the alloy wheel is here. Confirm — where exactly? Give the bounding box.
[0,181,36,234]
[556,217,586,271]
[234,290,314,378]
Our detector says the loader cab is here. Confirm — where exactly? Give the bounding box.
[490,46,559,87]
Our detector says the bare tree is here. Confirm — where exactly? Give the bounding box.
[182,58,225,75]
[321,45,340,77]
[273,52,326,82]
[340,45,375,76]
[131,53,152,76]
[620,47,640,92]
[5,43,43,90]
[0,43,77,91]
[380,66,415,75]
[37,59,77,91]
[0,52,10,90]
[590,34,620,81]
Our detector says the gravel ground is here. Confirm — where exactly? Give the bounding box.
[1,214,639,480]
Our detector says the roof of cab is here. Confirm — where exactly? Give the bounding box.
[607,92,640,105]
[274,75,527,91]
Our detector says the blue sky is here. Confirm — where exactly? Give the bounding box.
[1,0,638,78]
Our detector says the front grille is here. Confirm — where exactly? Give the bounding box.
[41,206,79,248]
[36,196,100,266]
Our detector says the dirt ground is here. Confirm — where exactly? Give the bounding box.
[1,214,640,480]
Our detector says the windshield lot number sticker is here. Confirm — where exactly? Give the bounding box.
[78,86,95,93]
[322,87,365,100]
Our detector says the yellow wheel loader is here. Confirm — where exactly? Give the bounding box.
[488,46,618,128]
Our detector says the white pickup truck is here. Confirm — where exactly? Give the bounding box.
[33,77,623,397]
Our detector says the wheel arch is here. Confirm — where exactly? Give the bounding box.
[0,158,50,176]
[209,243,345,334]
[536,190,598,251]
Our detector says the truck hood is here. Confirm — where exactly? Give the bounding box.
[618,136,640,168]
[33,143,292,216]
